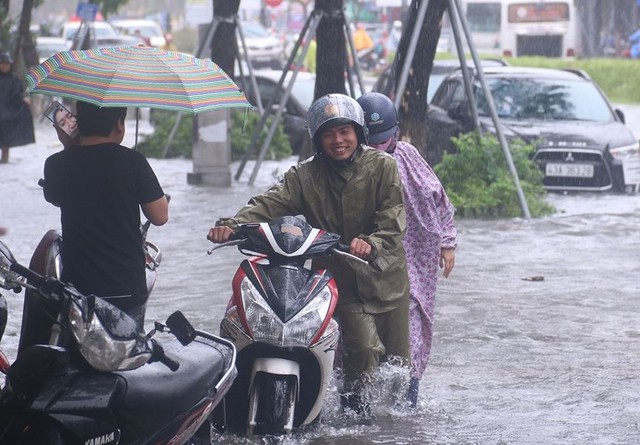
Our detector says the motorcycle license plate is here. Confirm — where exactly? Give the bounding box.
[545,163,594,178]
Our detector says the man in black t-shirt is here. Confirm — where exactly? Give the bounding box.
[43,102,168,325]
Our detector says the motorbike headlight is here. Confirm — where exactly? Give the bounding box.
[68,299,151,371]
[610,141,640,159]
[241,278,283,344]
[283,286,332,346]
[240,277,332,347]
[0,241,23,291]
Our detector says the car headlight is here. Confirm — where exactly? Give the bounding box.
[240,277,332,347]
[68,299,151,371]
[610,141,640,159]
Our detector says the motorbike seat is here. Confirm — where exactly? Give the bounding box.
[114,337,227,414]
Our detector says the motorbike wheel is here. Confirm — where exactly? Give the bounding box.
[251,373,297,436]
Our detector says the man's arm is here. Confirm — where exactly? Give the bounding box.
[142,195,169,226]
[363,159,407,270]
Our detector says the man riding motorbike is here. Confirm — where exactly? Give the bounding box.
[208,93,410,414]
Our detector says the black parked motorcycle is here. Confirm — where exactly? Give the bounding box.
[0,239,237,445]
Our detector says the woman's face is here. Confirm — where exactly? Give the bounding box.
[0,61,11,74]
[55,108,78,135]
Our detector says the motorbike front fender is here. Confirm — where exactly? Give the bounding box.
[248,358,300,396]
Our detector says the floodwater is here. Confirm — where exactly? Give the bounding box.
[1,119,639,444]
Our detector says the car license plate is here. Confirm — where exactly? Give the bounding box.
[545,163,594,178]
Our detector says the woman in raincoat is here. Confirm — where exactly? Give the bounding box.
[208,93,410,415]
[0,52,35,164]
[358,92,457,407]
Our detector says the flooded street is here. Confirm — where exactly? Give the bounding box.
[1,119,639,444]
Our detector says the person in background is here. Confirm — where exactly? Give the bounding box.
[163,33,178,51]
[353,23,374,53]
[43,101,168,327]
[385,20,403,57]
[302,37,317,73]
[0,52,35,164]
[357,92,457,408]
[208,93,410,415]
[628,23,640,59]
[134,29,151,46]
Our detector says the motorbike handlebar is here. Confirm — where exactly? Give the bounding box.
[10,262,46,288]
[150,339,180,371]
[330,244,369,265]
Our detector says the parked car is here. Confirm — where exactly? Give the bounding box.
[237,70,362,154]
[91,35,145,49]
[238,21,286,70]
[237,70,315,154]
[373,57,509,103]
[110,19,166,48]
[62,21,119,42]
[36,36,71,63]
[427,66,640,192]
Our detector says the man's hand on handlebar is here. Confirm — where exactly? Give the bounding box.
[207,225,234,244]
[349,237,372,260]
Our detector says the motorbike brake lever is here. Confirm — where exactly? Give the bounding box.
[207,239,245,255]
[330,247,369,265]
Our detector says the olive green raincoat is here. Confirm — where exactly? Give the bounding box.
[226,146,409,314]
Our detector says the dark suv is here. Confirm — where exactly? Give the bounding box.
[427,66,640,192]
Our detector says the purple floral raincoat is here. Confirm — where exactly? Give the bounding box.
[393,141,457,379]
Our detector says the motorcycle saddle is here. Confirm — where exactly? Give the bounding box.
[114,338,226,414]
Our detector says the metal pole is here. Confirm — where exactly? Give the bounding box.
[246,13,323,185]
[235,10,324,181]
[235,17,263,114]
[162,19,222,158]
[343,16,366,95]
[393,0,429,110]
[451,0,531,219]
[447,0,479,131]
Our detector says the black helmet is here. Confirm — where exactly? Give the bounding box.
[0,52,13,64]
[306,93,368,155]
[356,92,399,145]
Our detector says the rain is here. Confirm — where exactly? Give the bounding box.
[1,112,639,443]
[2,1,640,443]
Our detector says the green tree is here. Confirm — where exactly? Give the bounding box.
[435,132,555,218]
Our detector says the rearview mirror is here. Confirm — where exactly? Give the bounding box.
[166,311,197,346]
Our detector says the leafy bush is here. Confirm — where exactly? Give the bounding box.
[138,109,292,161]
[434,132,555,218]
[138,110,193,159]
[230,109,292,161]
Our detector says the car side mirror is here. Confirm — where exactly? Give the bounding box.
[615,108,626,124]
[447,101,471,121]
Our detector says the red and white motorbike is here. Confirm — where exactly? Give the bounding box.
[208,216,365,436]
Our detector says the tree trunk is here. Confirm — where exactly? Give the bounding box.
[314,0,348,98]
[14,0,38,76]
[393,0,448,160]
[297,0,348,160]
[210,0,240,79]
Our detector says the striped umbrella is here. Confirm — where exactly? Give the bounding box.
[25,44,251,113]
